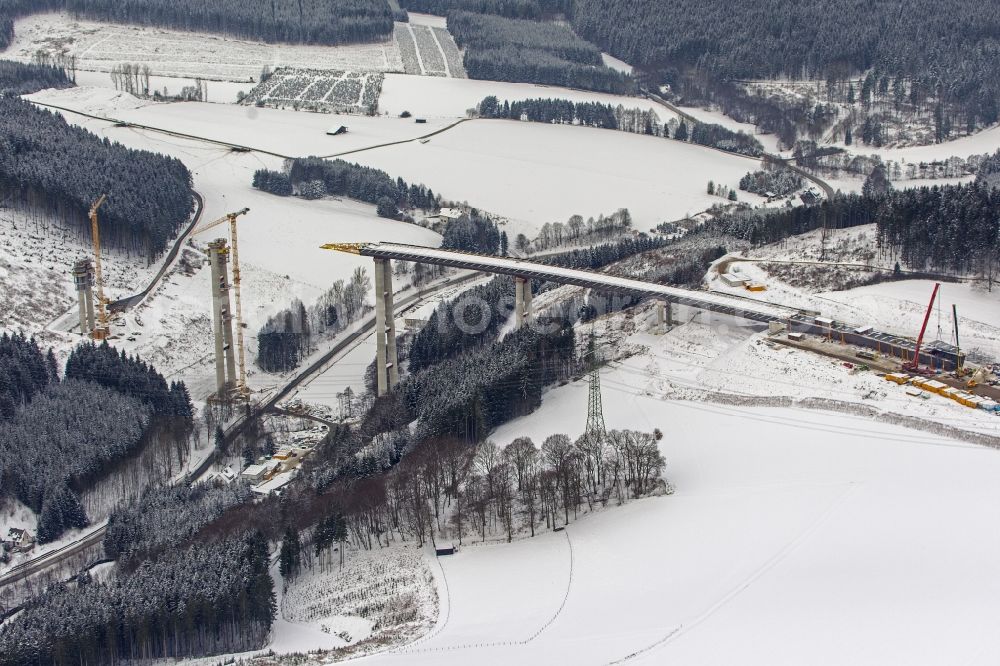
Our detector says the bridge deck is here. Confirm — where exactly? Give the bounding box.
[345,242,800,324]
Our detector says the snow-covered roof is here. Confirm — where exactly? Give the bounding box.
[252,471,295,495]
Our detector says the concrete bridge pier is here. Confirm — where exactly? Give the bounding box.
[374,257,400,397]
[515,277,533,329]
[655,300,674,332]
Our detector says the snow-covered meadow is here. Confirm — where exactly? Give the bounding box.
[327,361,1000,666]
[8,13,403,81]
[351,119,766,238]
[378,74,679,120]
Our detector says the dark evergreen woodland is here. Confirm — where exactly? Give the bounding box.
[572,0,1000,128]
[739,167,803,196]
[408,276,514,372]
[0,0,391,48]
[0,59,71,94]
[441,209,501,254]
[0,533,275,666]
[0,339,192,542]
[0,332,55,419]
[65,341,193,418]
[0,97,193,259]
[449,11,634,94]
[253,158,438,216]
[0,380,149,540]
[478,95,763,156]
[402,324,576,442]
[400,0,568,19]
[103,482,253,562]
[709,181,1000,279]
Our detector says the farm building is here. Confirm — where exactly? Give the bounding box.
[3,528,36,553]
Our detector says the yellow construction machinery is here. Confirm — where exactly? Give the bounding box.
[89,194,111,340]
[194,207,252,399]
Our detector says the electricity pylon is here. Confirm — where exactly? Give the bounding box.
[585,331,606,440]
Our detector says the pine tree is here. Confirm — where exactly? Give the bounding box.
[279,526,301,580]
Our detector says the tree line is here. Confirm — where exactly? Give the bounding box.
[0,532,275,666]
[739,166,803,196]
[0,59,71,94]
[449,10,634,95]
[256,267,371,373]
[253,158,439,219]
[708,180,1000,281]
[477,95,763,156]
[0,97,193,260]
[441,208,501,254]
[399,0,569,20]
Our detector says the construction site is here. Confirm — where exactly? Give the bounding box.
[69,205,1000,414]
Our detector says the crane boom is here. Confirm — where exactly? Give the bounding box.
[904,282,939,372]
[227,209,250,399]
[89,194,110,340]
[953,303,963,374]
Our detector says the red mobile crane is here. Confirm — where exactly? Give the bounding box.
[903,282,940,374]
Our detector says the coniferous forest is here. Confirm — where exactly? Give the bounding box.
[253,158,438,218]
[477,95,764,156]
[0,532,275,666]
[0,97,193,259]
[710,181,1000,280]
[0,59,71,94]
[571,0,1000,128]
[449,11,634,94]
[399,0,569,20]
[0,337,193,543]
[0,0,392,48]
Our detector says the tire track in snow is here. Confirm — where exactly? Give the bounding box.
[606,482,861,663]
[394,529,575,654]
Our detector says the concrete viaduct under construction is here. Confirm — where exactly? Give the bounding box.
[324,242,966,397]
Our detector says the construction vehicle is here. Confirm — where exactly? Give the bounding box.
[967,366,992,389]
[89,195,111,340]
[902,282,939,375]
[193,207,251,399]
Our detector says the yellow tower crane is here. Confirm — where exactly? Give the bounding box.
[194,207,252,399]
[89,194,111,340]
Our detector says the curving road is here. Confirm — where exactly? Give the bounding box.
[110,191,205,312]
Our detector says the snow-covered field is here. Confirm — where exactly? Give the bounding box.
[12,87,440,399]
[29,86,455,157]
[351,119,766,237]
[340,356,1000,665]
[378,74,679,121]
[6,13,403,81]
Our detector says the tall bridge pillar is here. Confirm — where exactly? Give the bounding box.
[207,239,238,397]
[374,257,399,397]
[72,259,96,336]
[655,300,673,332]
[515,277,533,329]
